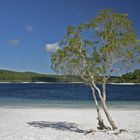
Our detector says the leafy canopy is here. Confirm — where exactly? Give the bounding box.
[51,9,139,82]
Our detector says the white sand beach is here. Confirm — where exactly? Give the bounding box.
[0,107,139,140]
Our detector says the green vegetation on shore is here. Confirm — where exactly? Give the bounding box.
[121,69,140,83]
[0,69,64,82]
[0,69,140,83]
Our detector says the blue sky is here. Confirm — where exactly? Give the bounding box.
[0,0,140,74]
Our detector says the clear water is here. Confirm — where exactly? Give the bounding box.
[0,83,139,109]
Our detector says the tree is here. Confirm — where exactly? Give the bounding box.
[50,9,139,130]
[86,9,139,130]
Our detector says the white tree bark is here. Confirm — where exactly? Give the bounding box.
[91,86,107,129]
[102,81,106,102]
[92,81,118,130]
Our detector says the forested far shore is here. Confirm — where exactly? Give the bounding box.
[0,69,140,83]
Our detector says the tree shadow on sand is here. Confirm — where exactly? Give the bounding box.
[27,121,85,134]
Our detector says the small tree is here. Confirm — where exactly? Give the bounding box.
[50,9,139,130]
[86,9,139,130]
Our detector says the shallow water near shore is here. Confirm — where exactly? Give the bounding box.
[0,98,140,109]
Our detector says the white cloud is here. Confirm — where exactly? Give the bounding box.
[44,42,60,53]
[25,25,33,32]
[7,39,20,46]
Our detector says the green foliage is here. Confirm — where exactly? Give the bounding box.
[0,69,82,82]
[121,69,140,83]
[0,69,139,83]
[88,10,137,75]
[50,9,139,84]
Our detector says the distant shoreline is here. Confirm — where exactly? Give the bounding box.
[0,82,140,85]
[110,83,140,85]
[0,81,83,84]
[0,69,140,83]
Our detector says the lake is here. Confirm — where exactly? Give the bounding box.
[0,83,139,108]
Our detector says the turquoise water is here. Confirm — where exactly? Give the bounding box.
[0,98,139,109]
[0,83,139,109]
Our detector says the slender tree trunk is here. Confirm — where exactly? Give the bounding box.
[101,99,117,130]
[91,86,107,129]
[102,81,106,102]
[92,82,118,130]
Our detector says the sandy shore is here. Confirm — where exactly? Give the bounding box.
[0,107,139,140]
